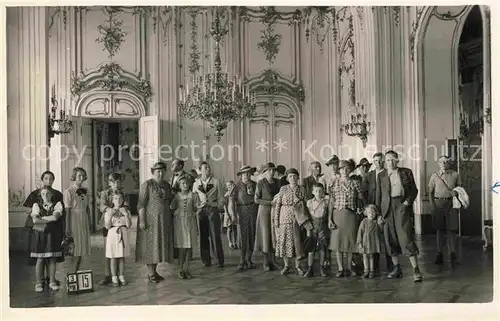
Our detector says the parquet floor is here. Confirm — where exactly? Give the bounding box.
[8,229,493,307]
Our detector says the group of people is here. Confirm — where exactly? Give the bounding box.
[24,149,464,292]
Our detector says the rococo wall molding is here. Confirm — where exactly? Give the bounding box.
[246,69,305,105]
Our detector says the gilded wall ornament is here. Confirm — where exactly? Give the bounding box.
[246,69,305,103]
[257,7,283,65]
[71,62,153,103]
[96,7,127,59]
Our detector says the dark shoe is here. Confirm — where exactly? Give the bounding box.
[154,272,165,281]
[217,262,224,268]
[184,270,192,279]
[344,270,352,277]
[368,271,375,278]
[44,277,61,287]
[203,262,212,267]
[413,267,423,282]
[336,270,344,278]
[99,275,112,285]
[303,267,313,278]
[434,252,444,265]
[450,252,458,269]
[246,261,256,269]
[178,271,186,279]
[148,275,159,283]
[119,279,128,286]
[237,262,246,272]
[280,266,291,275]
[319,266,328,277]
[387,265,403,279]
[362,271,370,278]
[296,267,305,276]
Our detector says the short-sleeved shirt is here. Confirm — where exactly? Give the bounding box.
[429,170,460,198]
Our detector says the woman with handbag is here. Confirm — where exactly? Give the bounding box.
[29,186,65,292]
[64,167,92,273]
[274,168,312,276]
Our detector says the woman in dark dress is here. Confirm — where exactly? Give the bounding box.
[136,162,174,283]
[23,171,64,288]
[232,165,259,271]
[254,162,281,271]
[28,187,65,292]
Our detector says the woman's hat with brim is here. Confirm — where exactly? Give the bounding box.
[285,168,299,177]
[356,157,372,168]
[338,160,353,170]
[325,155,340,166]
[260,162,276,173]
[151,162,167,171]
[237,165,257,176]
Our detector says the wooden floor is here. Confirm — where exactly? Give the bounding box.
[8,232,493,307]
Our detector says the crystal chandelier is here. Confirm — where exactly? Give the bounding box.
[48,85,73,146]
[179,8,257,142]
[341,103,372,148]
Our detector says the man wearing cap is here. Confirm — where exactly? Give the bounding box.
[170,158,195,193]
[429,155,461,267]
[360,153,393,274]
[192,161,225,268]
[377,150,422,282]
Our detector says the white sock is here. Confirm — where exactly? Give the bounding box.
[112,276,118,283]
[118,275,125,282]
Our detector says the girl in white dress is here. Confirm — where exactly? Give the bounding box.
[104,192,132,286]
[171,177,199,279]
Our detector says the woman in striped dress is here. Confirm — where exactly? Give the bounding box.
[64,167,91,273]
[232,165,258,271]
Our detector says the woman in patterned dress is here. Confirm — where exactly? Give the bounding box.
[328,160,363,277]
[274,168,312,276]
[135,162,174,283]
[254,162,281,271]
[232,165,258,271]
[64,167,91,273]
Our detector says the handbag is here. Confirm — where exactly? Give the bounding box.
[61,235,75,256]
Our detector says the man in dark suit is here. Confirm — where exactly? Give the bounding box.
[377,150,422,282]
[360,153,393,274]
[276,165,289,186]
[303,161,323,200]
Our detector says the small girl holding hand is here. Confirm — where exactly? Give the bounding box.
[356,204,384,278]
[171,177,199,279]
[223,180,238,249]
[104,192,132,286]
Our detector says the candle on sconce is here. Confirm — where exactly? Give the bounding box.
[52,85,55,99]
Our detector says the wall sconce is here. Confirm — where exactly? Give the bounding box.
[341,103,372,148]
[48,85,73,146]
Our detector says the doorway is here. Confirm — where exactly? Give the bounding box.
[457,6,483,237]
[93,119,140,221]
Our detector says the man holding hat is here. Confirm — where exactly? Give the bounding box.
[428,155,461,267]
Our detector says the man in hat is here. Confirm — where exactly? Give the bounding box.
[377,150,422,282]
[170,158,195,193]
[303,161,324,200]
[360,153,393,274]
[192,161,225,267]
[428,155,461,267]
[356,158,372,179]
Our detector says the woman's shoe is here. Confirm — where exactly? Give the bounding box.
[344,270,352,277]
[49,282,60,291]
[336,270,345,278]
[362,271,370,278]
[148,274,159,283]
[303,267,313,278]
[35,284,44,293]
[178,271,186,279]
[119,276,127,286]
[246,261,256,269]
[320,266,328,277]
[368,271,375,279]
[263,264,271,272]
[154,272,165,281]
[280,266,291,275]
[296,267,305,276]
[236,262,247,272]
[184,270,192,279]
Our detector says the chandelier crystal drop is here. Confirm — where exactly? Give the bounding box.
[179,8,257,142]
